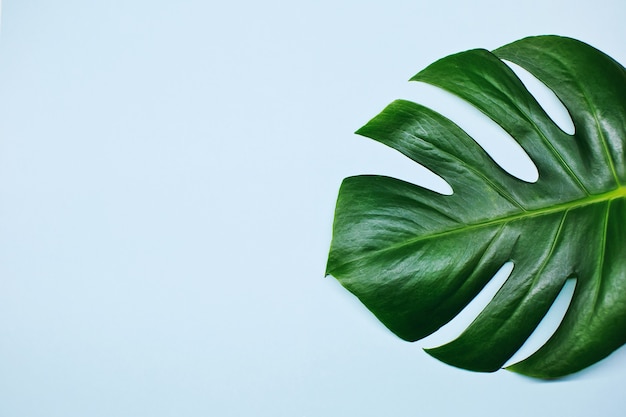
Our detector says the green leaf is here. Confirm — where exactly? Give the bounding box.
[325,35,626,379]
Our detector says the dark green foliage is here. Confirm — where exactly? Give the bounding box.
[326,36,626,379]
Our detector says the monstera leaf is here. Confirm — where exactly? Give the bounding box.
[326,35,626,379]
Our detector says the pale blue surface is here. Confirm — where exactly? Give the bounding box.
[0,1,625,416]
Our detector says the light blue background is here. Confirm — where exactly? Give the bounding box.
[1,1,625,416]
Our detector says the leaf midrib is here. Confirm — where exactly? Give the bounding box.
[335,185,626,269]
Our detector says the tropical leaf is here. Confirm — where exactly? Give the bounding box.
[325,35,626,379]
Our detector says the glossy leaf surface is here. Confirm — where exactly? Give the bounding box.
[325,36,626,379]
